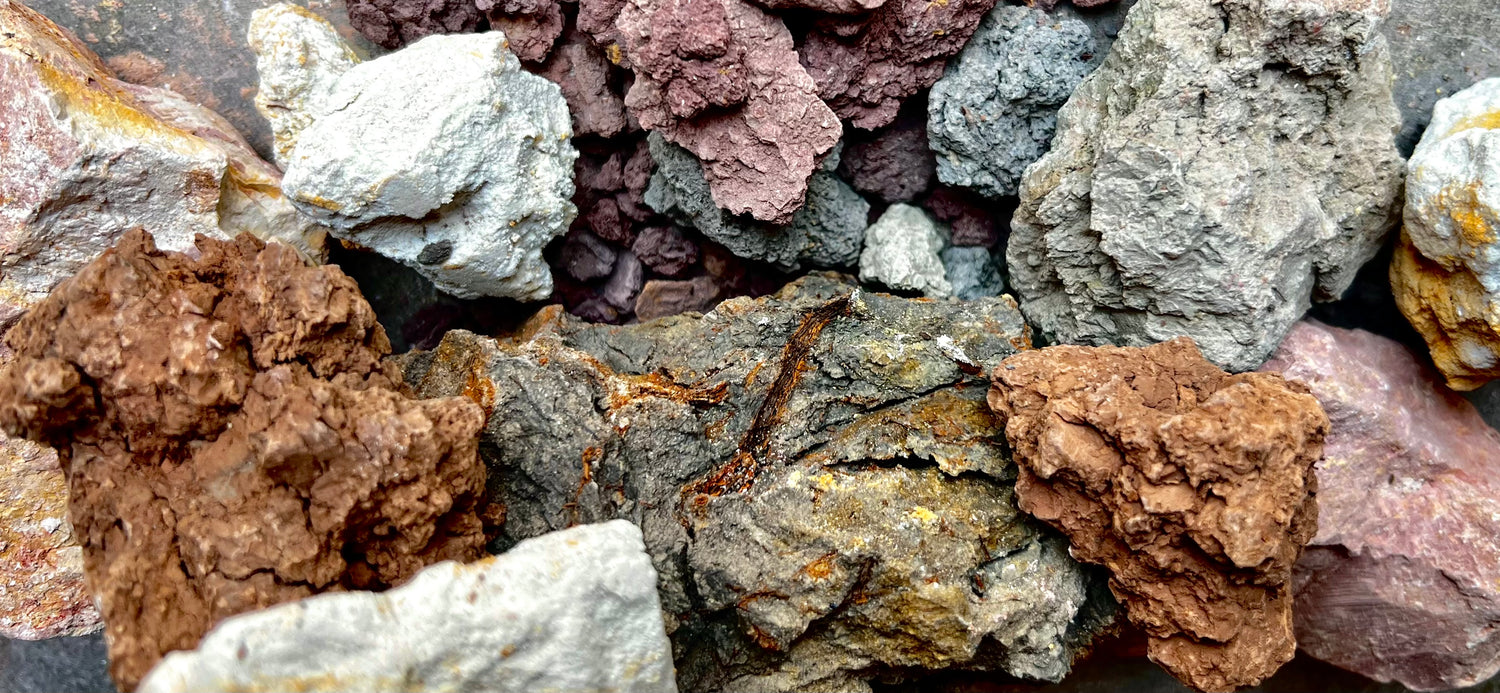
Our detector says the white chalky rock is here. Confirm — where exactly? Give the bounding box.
[137,520,677,693]
[248,4,359,168]
[859,203,952,297]
[274,30,577,300]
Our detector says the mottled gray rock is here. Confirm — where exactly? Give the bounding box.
[1383,0,1500,155]
[558,229,619,282]
[277,31,577,300]
[943,246,1005,300]
[248,4,360,168]
[645,134,868,271]
[927,4,1100,198]
[398,275,1114,693]
[1008,0,1404,372]
[859,204,952,297]
[137,521,676,693]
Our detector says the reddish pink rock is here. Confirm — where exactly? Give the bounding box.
[1260,320,1500,692]
[838,106,936,204]
[925,186,999,247]
[480,0,564,62]
[346,0,482,48]
[575,138,656,245]
[536,26,628,137]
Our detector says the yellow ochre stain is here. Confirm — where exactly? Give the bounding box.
[1436,181,1497,247]
[1447,110,1500,137]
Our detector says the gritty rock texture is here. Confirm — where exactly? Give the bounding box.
[926,186,1001,248]
[1390,78,1500,391]
[537,26,629,138]
[249,4,360,168]
[0,230,489,690]
[633,226,700,277]
[137,521,676,693]
[480,0,565,62]
[989,338,1326,692]
[399,274,1115,693]
[837,106,936,204]
[0,0,326,334]
[646,134,868,271]
[634,276,723,320]
[277,31,578,300]
[0,437,96,640]
[1382,0,1500,154]
[575,139,657,246]
[943,246,1005,300]
[1261,320,1500,692]
[1008,0,1405,372]
[346,0,481,48]
[859,204,952,296]
[928,4,1100,199]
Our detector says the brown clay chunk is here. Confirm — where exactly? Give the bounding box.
[0,230,489,691]
[986,337,1326,693]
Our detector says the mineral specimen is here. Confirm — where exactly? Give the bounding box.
[399,275,1114,692]
[248,4,360,168]
[859,204,952,297]
[1390,77,1500,391]
[346,0,481,48]
[1261,320,1500,692]
[942,246,1005,300]
[137,521,677,693]
[0,436,96,640]
[0,230,490,690]
[536,25,629,138]
[1007,0,1404,372]
[988,338,1326,692]
[837,106,937,204]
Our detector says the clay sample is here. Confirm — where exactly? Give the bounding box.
[399,274,1115,693]
[943,246,1005,300]
[837,108,937,204]
[274,30,578,300]
[138,521,676,693]
[1390,78,1500,391]
[927,4,1100,198]
[248,4,361,167]
[0,437,96,640]
[859,204,952,297]
[988,338,1326,692]
[1008,0,1404,372]
[1261,321,1500,692]
[346,0,481,48]
[0,230,489,690]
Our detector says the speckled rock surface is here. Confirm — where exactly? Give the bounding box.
[0,436,96,640]
[943,246,1005,300]
[837,105,936,204]
[536,25,629,138]
[1382,0,1500,154]
[346,0,481,48]
[859,204,952,297]
[248,4,360,167]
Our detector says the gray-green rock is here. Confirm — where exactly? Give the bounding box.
[943,246,1006,300]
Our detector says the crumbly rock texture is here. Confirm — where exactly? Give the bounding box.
[0,230,489,691]
[859,204,952,297]
[1008,0,1404,372]
[0,436,97,639]
[248,4,360,168]
[137,521,676,693]
[988,338,1326,692]
[346,0,482,48]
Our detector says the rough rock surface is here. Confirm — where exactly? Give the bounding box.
[1008,0,1405,372]
[837,107,936,204]
[276,31,578,300]
[1261,320,1500,692]
[927,4,1100,199]
[346,0,481,48]
[575,140,657,246]
[943,246,1005,300]
[1382,0,1500,154]
[633,226,700,277]
[0,0,326,334]
[646,134,868,270]
[137,521,676,693]
[249,4,360,168]
[0,230,490,690]
[537,26,629,138]
[1390,78,1500,391]
[0,437,96,639]
[989,338,1326,692]
[479,0,565,62]
[399,274,1115,693]
[634,276,723,320]
[926,186,1000,248]
[859,204,951,296]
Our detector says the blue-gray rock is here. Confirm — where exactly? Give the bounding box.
[943,246,1006,300]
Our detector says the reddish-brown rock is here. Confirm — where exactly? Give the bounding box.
[536,25,629,137]
[837,105,936,203]
[479,0,564,62]
[346,0,482,48]
[633,275,723,320]
[988,338,1326,693]
[575,138,657,245]
[0,231,488,691]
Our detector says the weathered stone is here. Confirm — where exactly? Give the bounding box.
[0,437,96,640]
[346,0,481,48]
[837,106,936,204]
[927,4,1100,199]
[275,31,578,300]
[1382,0,1500,155]
[602,250,645,310]
[536,25,629,138]
[559,228,620,282]
[249,4,360,168]
[634,276,723,320]
[646,134,868,271]
[0,230,490,690]
[942,246,1005,300]
[1008,0,1404,372]
[859,204,951,297]
[137,521,676,693]
[1260,320,1500,692]
[576,139,657,246]
[479,0,564,62]
[925,186,1000,248]
[1390,78,1500,391]
[398,275,1115,693]
[0,0,327,334]
[632,226,700,277]
[744,0,883,14]
[989,338,1326,692]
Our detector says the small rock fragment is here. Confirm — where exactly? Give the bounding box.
[536,25,629,137]
[989,338,1326,692]
[926,186,1001,247]
[837,106,937,203]
[248,5,360,168]
[0,436,97,640]
[632,226,700,277]
[137,521,676,693]
[602,250,645,310]
[576,139,656,245]
[346,0,481,48]
[860,204,952,296]
[942,246,1005,300]
[633,276,723,320]
[559,229,620,282]
[478,0,564,62]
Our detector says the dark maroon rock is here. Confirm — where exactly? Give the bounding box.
[601,250,645,310]
[838,105,936,203]
[924,186,1000,247]
[536,26,628,137]
[632,226,699,277]
[634,275,723,320]
[347,0,482,48]
[575,138,657,245]
[479,0,564,62]
[558,229,619,282]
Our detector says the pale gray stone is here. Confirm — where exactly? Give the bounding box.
[248,4,360,168]
[860,203,952,297]
[942,246,1005,300]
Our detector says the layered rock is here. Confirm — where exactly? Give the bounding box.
[988,338,1326,692]
[138,521,676,693]
[1390,78,1500,390]
[0,437,96,639]
[399,274,1115,692]
[1008,0,1404,372]
[0,230,490,690]
[859,204,951,297]
[1261,320,1500,692]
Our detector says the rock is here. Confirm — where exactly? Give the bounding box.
[646,134,868,271]
[859,204,951,296]
[925,186,1000,248]
[1007,0,1405,373]
[576,139,657,246]
[275,31,578,300]
[988,338,1326,692]
[602,250,645,310]
[559,229,620,282]
[398,275,1115,692]
[0,437,96,640]
[632,226,700,277]
[1390,78,1500,391]
[1382,0,1500,155]
[0,632,114,693]
[927,4,1100,199]
[137,521,676,693]
[0,230,490,690]
[249,4,361,168]
[346,0,481,48]
[0,0,327,334]
[744,0,883,14]
[1260,320,1500,692]
[633,276,724,320]
[536,25,629,138]
[479,0,564,62]
[942,246,1005,300]
[837,106,936,204]
[800,0,998,130]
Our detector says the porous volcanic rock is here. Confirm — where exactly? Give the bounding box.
[988,338,1326,692]
[575,139,656,246]
[1390,78,1500,391]
[943,246,1005,300]
[536,25,630,137]
[633,276,723,320]
[0,230,490,690]
[137,521,676,693]
[346,0,481,48]
[632,226,700,277]
[478,0,565,62]
[859,203,951,296]
[399,274,1115,693]
[837,106,936,204]
[1261,320,1500,692]
[249,4,361,168]
[1008,0,1405,372]
[0,436,96,640]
